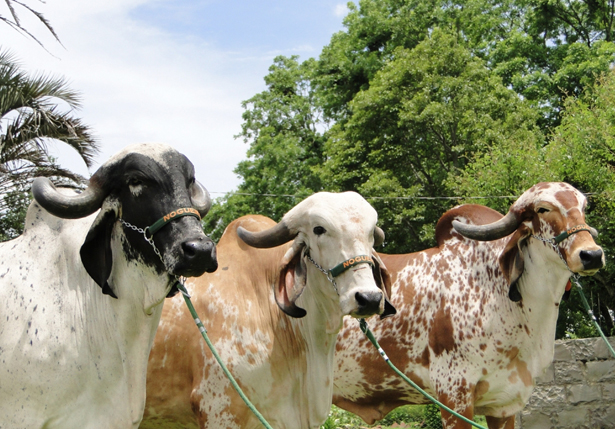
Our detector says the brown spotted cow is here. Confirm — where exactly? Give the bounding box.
[141,191,396,429]
[333,182,604,429]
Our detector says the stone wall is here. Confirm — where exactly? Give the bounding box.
[516,336,615,429]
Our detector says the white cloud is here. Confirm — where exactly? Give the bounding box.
[1,0,272,194]
[334,3,350,17]
[2,0,348,195]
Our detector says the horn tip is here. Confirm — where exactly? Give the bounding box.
[451,220,467,234]
[236,226,249,241]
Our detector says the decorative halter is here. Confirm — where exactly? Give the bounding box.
[305,251,374,294]
[120,207,201,253]
[119,207,202,294]
[551,224,595,244]
[146,207,201,236]
[532,223,595,266]
[532,224,597,293]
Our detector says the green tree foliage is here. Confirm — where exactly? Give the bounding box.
[546,70,615,337]
[321,30,543,252]
[0,50,98,239]
[0,188,29,241]
[203,56,325,240]
[424,404,444,429]
[314,0,615,129]
[453,69,615,337]
[219,0,615,336]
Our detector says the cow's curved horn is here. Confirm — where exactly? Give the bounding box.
[237,221,295,248]
[374,226,385,247]
[452,211,520,241]
[32,177,105,219]
[190,180,211,217]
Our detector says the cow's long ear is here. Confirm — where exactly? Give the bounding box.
[80,207,118,298]
[499,225,530,302]
[275,241,307,318]
[372,252,396,319]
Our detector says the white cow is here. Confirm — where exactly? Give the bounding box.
[0,143,217,429]
[142,191,396,429]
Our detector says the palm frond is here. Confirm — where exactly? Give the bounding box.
[9,0,62,44]
[1,0,62,48]
[1,108,97,166]
[0,49,97,196]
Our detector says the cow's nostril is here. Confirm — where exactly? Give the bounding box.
[355,291,383,316]
[182,240,198,258]
[180,239,218,273]
[580,249,604,270]
[182,239,214,258]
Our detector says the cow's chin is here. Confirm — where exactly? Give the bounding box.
[348,308,384,319]
[168,255,218,278]
[577,268,601,276]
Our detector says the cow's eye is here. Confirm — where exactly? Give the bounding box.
[537,207,550,214]
[128,177,143,187]
[313,226,326,235]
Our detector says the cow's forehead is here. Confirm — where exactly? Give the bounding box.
[104,143,178,168]
[286,191,377,229]
[517,182,585,210]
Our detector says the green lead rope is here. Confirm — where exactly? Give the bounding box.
[359,318,488,429]
[571,277,615,358]
[359,277,615,428]
[175,280,274,429]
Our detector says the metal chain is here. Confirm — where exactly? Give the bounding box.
[305,251,339,295]
[119,218,274,428]
[531,234,575,275]
[119,218,165,268]
[533,233,615,357]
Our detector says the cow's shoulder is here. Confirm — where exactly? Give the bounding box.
[217,215,287,260]
[435,204,503,246]
[1,200,92,268]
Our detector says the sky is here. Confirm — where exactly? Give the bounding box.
[1,0,350,196]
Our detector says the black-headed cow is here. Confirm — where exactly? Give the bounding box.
[0,143,217,428]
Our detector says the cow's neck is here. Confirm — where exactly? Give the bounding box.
[102,232,169,426]
[515,240,570,373]
[292,271,344,427]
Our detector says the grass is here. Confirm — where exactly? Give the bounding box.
[321,404,489,429]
